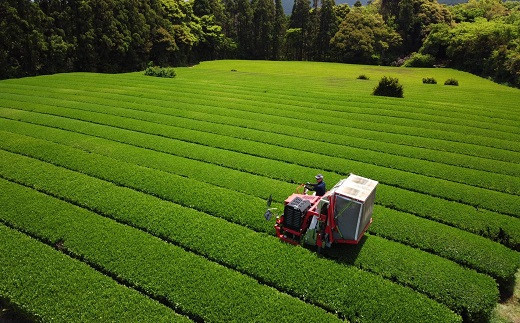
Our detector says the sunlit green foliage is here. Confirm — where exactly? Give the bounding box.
[378,0,452,52]
[0,178,339,322]
[1,0,519,87]
[0,223,188,322]
[144,64,177,77]
[0,60,518,322]
[421,18,520,87]
[404,52,435,67]
[373,76,404,97]
[331,7,401,64]
[0,138,484,322]
[444,78,459,85]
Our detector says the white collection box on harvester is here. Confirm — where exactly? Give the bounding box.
[328,174,378,242]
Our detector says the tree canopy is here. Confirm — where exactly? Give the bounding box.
[331,7,401,64]
[1,0,519,87]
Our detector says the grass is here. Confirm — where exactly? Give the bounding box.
[0,59,519,322]
[491,270,520,323]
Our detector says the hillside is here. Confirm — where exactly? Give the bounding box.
[0,60,519,322]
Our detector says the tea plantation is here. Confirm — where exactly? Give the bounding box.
[0,60,519,322]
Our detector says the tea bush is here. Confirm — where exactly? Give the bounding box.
[373,76,404,98]
[0,224,186,322]
[445,78,459,86]
[0,150,461,323]
[144,65,176,78]
[423,77,437,84]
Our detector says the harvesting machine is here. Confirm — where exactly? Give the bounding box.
[269,174,378,249]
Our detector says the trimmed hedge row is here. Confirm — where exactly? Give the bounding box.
[0,110,317,191]
[1,102,518,217]
[7,76,519,146]
[3,120,518,283]
[0,179,340,323]
[48,90,519,177]
[177,73,520,125]
[0,224,189,323]
[2,85,520,170]
[1,114,519,253]
[106,101,519,195]
[376,186,520,250]
[0,133,506,320]
[0,118,294,202]
[0,151,480,322]
[5,91,515,195]
[370,205,519,288]
[130,75,520,138]
[0,155,462,323]
[15,72,520,131]
[326,234,497,320]
[83,91,520,177]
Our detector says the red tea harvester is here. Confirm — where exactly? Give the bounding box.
[273,174,378,249]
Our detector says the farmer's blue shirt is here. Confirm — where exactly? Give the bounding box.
[312,181,326,196]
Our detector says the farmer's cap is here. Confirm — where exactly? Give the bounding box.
[315,174,323,180]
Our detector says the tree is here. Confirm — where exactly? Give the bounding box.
[190,0,234,62]
[209,0,229,29]
[306,6,319,60]
[236,0,254,57]
[0,0,49,78]
[1,0,227,78]
[450,0,508,22]
[315,0,338,60]
[160,0,198,65]
[333,3,350,21]
[378,0,452,53]
[222,0,238,39]
[192,14,233,61]
[193,0,228,30]
[330,7,401,64]
[71,1,97,71]
[273,0,287,59]
[284,28,303,60]
[33,0,76,73]
[222,0,254,57]
[251,0,275,59]
[290,0,310,29]
[193,0,213,16]
[421,18,520,86]
[289,0,311,59]
[120,0,156,70]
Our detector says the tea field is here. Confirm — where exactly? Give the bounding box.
[0,60,519,322]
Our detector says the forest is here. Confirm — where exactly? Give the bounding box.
[1,0,519,87]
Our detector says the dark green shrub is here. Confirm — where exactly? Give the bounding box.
[422,77,437,84]
[373,76,403,98]
[357,74,369,80]
[444,78,459,86]
[403,53,435,67]
[144,65,176,78]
